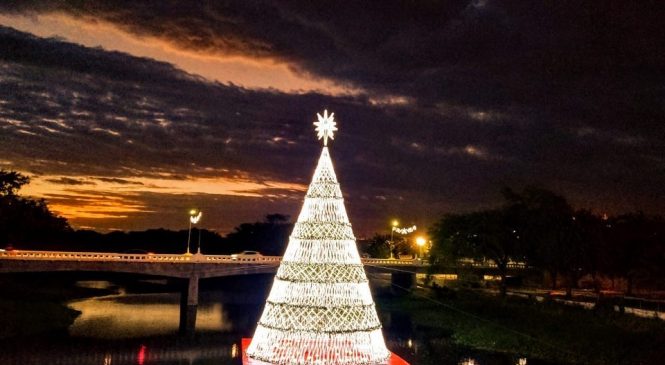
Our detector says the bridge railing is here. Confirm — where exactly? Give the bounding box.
[205,255,281,263]
[0,250,525,269]
[459,261,528,269]
[362,258,527,269]
[362,258,427,266]
[0,250,282,264]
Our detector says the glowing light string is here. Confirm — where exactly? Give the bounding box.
[392,225,417,235]
[246,111,390,364]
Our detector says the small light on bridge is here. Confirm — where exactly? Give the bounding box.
[137,345,147,365]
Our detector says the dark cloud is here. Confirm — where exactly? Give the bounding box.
[95,177,143,185]
[44,177,95,186]
[0,1,664,232]
[0,26,310,179]
[2,2,664,114]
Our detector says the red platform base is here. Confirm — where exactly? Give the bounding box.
[241,338,409,365]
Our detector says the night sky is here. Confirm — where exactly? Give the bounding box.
[0,1,663,235]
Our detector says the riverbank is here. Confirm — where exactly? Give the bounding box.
[376,286,665,365]
[0,273,116,339]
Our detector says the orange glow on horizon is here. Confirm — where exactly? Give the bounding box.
[20,172,307,223]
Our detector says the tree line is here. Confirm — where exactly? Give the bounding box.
[429,187,665,296]
[0,170,292,255]
[2,170,663,296]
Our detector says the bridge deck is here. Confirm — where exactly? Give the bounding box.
[0,250,527,278]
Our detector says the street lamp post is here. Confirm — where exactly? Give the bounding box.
[197,225,202,255]
[389,220,399,259]
[186,209,202,256]
[390,221,418,259]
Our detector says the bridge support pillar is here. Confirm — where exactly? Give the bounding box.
[391,272,416,295]
[179,274,199,335]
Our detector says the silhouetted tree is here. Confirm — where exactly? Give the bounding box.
[502,187,583,297]
[364,234,391,258]
[61,228,230,254]
[0,169,29,196]
[572,210,606,293]
[430,208,524,296]
[225,214,293,255]
[0,170,70,247]
[605,213,665,295]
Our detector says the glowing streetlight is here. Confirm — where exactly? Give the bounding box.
[415,236,426,259]
[186,209,202,255]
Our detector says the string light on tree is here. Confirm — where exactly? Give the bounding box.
[246,110,394,365]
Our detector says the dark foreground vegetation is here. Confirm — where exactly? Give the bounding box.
[428,187,665,297]
[377,285,665,365]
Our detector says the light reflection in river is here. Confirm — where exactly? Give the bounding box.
[0,276,561,365]
[68,292,231,338]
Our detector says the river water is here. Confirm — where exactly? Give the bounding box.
[0,275,561,365]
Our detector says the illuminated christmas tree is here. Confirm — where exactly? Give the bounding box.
[246,110,391,364]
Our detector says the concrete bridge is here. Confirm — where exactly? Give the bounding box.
[0,250,434,277]
[0,250,527,333]
[0,250,430,333]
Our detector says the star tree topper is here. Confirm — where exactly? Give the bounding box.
[313,109,338,146]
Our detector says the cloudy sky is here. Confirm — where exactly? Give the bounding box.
[0,1,663,235]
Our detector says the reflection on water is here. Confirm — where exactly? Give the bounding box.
[0,339,240,365]
[69,293,231,338]
[0,277,562,365]
[76,280,117,290]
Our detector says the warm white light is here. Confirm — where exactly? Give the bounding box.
[247,112,390,364]
[313,109,337,146]
[392,225,417,234]
[416,237,426,247]
[189,210,202,224]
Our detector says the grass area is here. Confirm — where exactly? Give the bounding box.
[376,287,665,365]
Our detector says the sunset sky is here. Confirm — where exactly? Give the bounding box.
[0,1,663,235]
